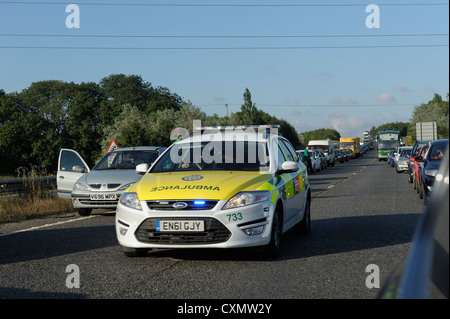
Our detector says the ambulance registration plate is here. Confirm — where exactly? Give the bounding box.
[155,220,204,232]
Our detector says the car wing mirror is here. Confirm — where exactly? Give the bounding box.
[281,161,299,173]
[136,163,149,175]
[72,165,85,173]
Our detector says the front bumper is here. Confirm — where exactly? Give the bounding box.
[72,190,122,209]
[423,175,436,196]
[397,161,409,172]
[115,199,274,249]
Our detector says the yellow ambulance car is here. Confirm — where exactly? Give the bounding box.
[115,125,311,258]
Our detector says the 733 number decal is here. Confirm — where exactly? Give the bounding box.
[226,213,243,222]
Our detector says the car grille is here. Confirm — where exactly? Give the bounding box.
[135,217,231,245]
[89,183,121,189]
[146,200,219,211]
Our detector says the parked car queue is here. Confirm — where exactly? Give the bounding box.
[388,139,449,205]
[296,145,363,175]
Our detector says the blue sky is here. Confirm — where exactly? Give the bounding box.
[0,0,448,137]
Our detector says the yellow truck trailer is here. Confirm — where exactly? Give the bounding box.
[340,137,361,158]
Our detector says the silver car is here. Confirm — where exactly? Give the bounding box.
[57,146,166,216]
[395,146,412,173]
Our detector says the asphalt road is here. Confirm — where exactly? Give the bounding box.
[0,150,425,300]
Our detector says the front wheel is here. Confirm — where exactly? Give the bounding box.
[78,208,92,216]
[264,210,282,259]
[294,200,310,235]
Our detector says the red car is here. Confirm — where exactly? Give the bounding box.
[412,145,429,193]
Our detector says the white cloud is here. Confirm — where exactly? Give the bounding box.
[376,93,396,102]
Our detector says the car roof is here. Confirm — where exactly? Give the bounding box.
[431,138,449,145]
[111,146,166,152]
[175,124,282,144]
[177,132,269,144]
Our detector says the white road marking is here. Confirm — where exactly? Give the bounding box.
[0,215,96,237]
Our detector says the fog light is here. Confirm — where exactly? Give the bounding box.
[243,226,264,236]
[119,227,128,236]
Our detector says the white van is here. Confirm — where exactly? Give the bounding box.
[308,140,335,167]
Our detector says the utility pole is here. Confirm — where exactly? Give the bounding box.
[225,104,228,117]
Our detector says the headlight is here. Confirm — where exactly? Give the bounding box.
[425,169,438,177]
[73,182,88,190]
[222,191,270,210]
[119,192,142,210]
[119,183,134,190]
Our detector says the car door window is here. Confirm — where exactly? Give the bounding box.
[276,144,288,171]
[60,150,87,172]
[281,139,298,161]
[277,139,295,162]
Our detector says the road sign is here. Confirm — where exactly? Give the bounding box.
[107,139,119,153]
[416,122,437,141]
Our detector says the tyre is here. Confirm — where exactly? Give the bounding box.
[264,209,282,258]
[294,200,310,235]
[78,208,92,216]
[415,175,420,194]
[419,180,424,199]
[423,189,428,205]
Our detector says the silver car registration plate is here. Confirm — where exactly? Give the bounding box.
[90,193,116,200]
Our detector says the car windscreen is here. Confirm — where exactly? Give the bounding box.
[309,146,328,152]
[151,141,269,172]
[340,142,354,148]
[94,150,159,170]
[401,149,411,156]
[428,142,448,162]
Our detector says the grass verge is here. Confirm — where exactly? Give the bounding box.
[0,194,74,223]
[0,165,74,223]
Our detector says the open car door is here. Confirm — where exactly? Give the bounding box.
[57,149,90,199]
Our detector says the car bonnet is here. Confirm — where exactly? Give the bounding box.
[85,169,141,185]
[131,171,274,201]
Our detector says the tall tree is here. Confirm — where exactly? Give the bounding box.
[239,88,259,125]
